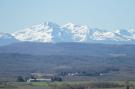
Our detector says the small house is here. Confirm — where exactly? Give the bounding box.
[27,73,53,82]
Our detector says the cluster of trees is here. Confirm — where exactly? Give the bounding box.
[52,76,62,81]
[57,67,119,77]
[50,82,124,89]
[17,76,29,82]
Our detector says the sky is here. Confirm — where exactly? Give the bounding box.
[0,0,135,33]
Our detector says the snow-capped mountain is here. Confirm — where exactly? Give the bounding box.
[11,22,135,44]
[0,33,18,46]
[12,22,74,42]
[62,23,90,42]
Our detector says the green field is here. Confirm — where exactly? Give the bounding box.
[0,80,135,89]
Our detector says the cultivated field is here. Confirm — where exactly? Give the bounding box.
[0,80,135,89]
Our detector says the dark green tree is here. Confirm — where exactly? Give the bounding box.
[17,76,25,82]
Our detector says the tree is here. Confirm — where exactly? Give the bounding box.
[17,76,25,82]
[52,76,62,81]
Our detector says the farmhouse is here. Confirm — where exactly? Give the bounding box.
[27,78,52,82]
[27,73,53,82]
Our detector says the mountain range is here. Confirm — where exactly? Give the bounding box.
[0,22,135,81]
[0,22,135,46]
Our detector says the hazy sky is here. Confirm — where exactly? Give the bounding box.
[0,0,135,33]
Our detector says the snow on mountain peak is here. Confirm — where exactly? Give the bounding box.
[115,29,132,36]
[12,22,90,42]
[0,32,18,46]
[0,33,14,39]
[62,23,90,42]
[12,22,61,42]
[10,22,135,43]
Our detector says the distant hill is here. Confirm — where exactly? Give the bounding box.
[0,42,135,81]
[0,53,135,81]
[0,42,135,56]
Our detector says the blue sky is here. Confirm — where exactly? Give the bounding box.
[0,0,135,32]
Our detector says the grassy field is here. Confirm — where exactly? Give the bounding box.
[0,80,135,89]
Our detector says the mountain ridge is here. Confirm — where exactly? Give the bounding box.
[0,42,135,56]
[0,33,18,46]
[0,22,135,45]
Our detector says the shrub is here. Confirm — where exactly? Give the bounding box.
[17,76,25,82]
